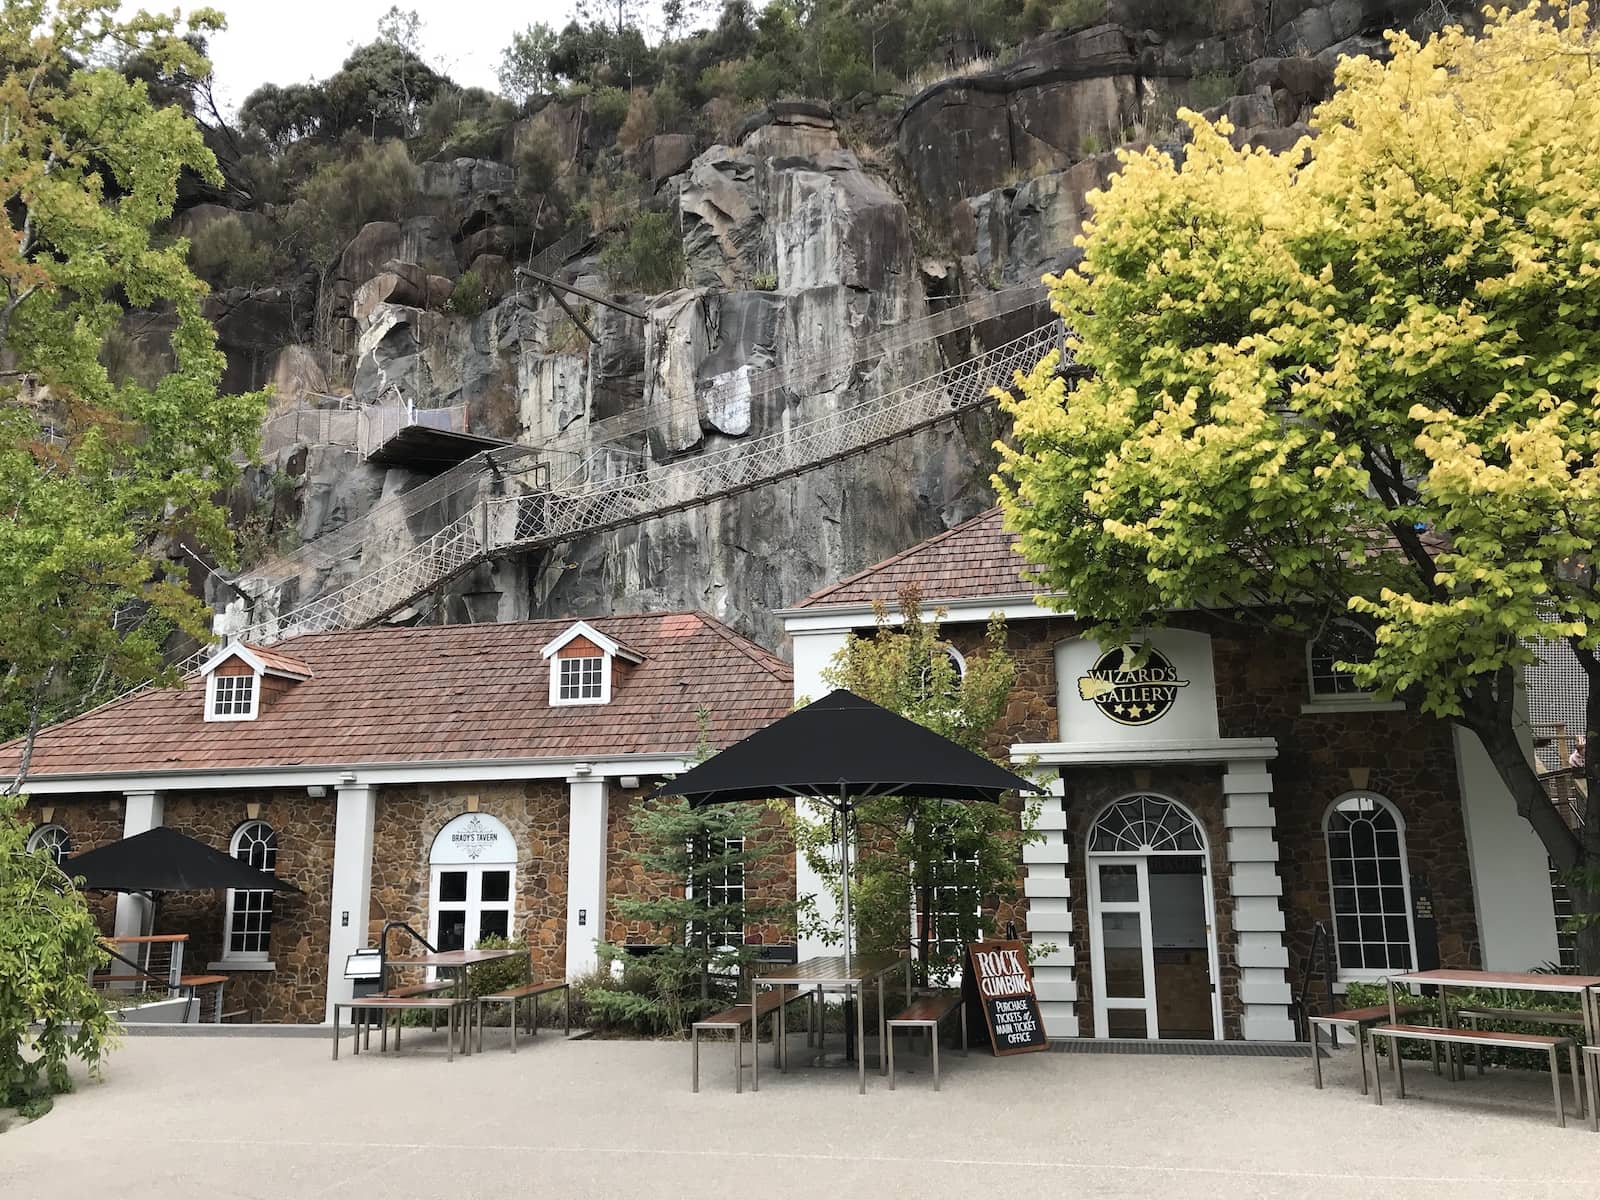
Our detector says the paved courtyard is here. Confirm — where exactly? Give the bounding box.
[6,1031,1596,1199]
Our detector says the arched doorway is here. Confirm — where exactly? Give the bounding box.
[428,813,516,953]
[1086,794,1222,1040]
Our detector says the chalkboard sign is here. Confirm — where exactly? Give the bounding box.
[964,940,1048,1055]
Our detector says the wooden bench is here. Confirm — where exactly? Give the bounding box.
[331,996,469,1062]
[1369,1024,1580,1127]
[690,988,812,1094]
[375,981,455,999]
[1308,1003,1425,1094]
[1455,1007,1585,1077]
[474,980,571,1053]
[887,991,967,1092]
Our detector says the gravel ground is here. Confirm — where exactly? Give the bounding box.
[5,1029,1596,1199]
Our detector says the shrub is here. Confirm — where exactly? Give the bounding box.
[599,210,684,293]
[445,268,496,317]
[588,86,630,137]
[467,935,530,999]
[616,88,657,151]
[188,213,272,290]
[286,140,419,268]
[514,122,564,196]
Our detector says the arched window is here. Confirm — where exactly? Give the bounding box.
[1324,793,1415,976]
[223,822,277,962]
[1088,794,1204,854]
[429,814,516,953]
[26,823,71,866]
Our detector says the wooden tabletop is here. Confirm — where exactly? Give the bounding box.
[756,954,904,986]
[387,949,525,968]
[1392,969,1600,992]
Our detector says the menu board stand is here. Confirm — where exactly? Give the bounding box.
[962,939,1048,1055]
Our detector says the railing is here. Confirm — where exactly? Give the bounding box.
[1292,921,1338,1044]
[256,408,359,457]
[356,400,470,461]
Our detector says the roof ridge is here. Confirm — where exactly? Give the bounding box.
[272,608,720,652]
[799,507,1005,608]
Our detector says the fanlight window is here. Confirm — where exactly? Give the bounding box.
[1088,795,1204,854]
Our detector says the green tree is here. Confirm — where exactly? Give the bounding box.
[809,589,1033,985]
[994,9,1600,966]
[589,711,795,1033]
[498,23,558,101]
[599,209,684,292]
[0,795,118,1117]
[0,2,265,785]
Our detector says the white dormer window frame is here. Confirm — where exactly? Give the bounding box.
[206,671,260,721]
[540,620,643,708]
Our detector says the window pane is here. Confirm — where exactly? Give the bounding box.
[478,911,509,942]
[480,871,510,902]
[437,909,466,952]
[1098,863,1140,903]
[1325,795,1413,974]
[439,871,467,903]
[1100,912,1146,999]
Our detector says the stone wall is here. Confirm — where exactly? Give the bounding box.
[369,780,570,982]
[155,789,336,1024]
[22,794,124,932]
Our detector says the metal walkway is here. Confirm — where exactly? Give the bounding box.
[237,320,1062,643]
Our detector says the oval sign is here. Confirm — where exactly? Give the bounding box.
[1076,644,1190,726]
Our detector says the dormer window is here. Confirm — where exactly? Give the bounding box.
[210,673,258,719]
[198,640,313,723]
[541,620,645,707]
[558,655,605,702]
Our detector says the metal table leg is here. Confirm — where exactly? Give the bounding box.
[1550,1045,1566,1128]
[1310,1019,1323,1090]
[752,980,762,1093]
[856,982,866,1095]
[878,971,887,1075]
[332,1005,341,1061]
[1385,977,1398,1082]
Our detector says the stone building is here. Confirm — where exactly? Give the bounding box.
[781,508,1564,1042]
[0,613,793,1024]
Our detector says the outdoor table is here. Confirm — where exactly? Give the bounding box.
[1384,968,1600,1102]
[753,954,909,1095]
[386,948,526,1056]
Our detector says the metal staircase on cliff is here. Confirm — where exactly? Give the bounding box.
[223,283,1060,646]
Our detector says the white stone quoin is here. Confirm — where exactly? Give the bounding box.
[1223,762,1296,1040]
[1024,777,1079,1037]
[323,783,377,1023]
[565,776,610,978]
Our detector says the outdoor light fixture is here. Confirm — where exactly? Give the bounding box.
[618,775,640,790]
[339,771,357,784]
[306,785,327,798]
[573,762,592,776]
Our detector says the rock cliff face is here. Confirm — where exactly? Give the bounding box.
[218,1,1472,653]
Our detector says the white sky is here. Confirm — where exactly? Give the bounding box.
[200,0,593,114]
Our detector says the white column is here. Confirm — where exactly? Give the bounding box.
[323,784,376,1023]
[113,791,164,955]
[791,631,849,960]
[1223,761,1295,1040]
[565,776,610,979]
[1023,776,1078,1037]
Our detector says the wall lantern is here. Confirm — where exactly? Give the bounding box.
[306,784,327,798]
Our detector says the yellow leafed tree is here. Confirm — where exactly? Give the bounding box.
[995,7,1600,966]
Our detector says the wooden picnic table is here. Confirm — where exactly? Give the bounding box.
[383,948,526,1057]
[1383,968,1600,1107]
[753,954,910,1095]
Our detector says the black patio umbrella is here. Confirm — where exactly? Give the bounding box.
[62,826,301,896]
[652,688,1041,974]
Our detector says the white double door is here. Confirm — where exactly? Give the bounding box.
[1087,854,1220,1039]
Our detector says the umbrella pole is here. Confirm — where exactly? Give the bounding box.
[839,787,856,1065]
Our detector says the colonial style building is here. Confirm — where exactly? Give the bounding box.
[1,613,793,1023]
[781,508,1565,1042]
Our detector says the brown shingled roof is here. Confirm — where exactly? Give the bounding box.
[237,644,313,678]
[0,612,792,780]
[797,508,1038,608]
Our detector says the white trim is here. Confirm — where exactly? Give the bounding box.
[1300,699,1407,715]
[25,823,72,864]
[223,820,276,963]
[198,640,311,681]
[539,620,643,663]
[207,960,276,972]
[1322,790,1418,982]
[204,672,260,722]
[780,595,1063,634]
[7,753,692,795]
[1011,738,1277,767]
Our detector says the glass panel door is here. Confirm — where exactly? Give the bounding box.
[1089,856,1158,1038]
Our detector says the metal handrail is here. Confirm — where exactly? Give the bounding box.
[1294,921,1338,1045]
[377,919,438,995]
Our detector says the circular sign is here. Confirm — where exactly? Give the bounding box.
[1075,644,1190,726]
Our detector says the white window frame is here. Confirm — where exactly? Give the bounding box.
[427,813,517,961]
[220,821,277,966]
[687,836,746,953]
[26,823,71,865]
[552,654,610,705]
[1303,626,1405,714]
[1323,791,1418,983]
[205,671,260,721]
